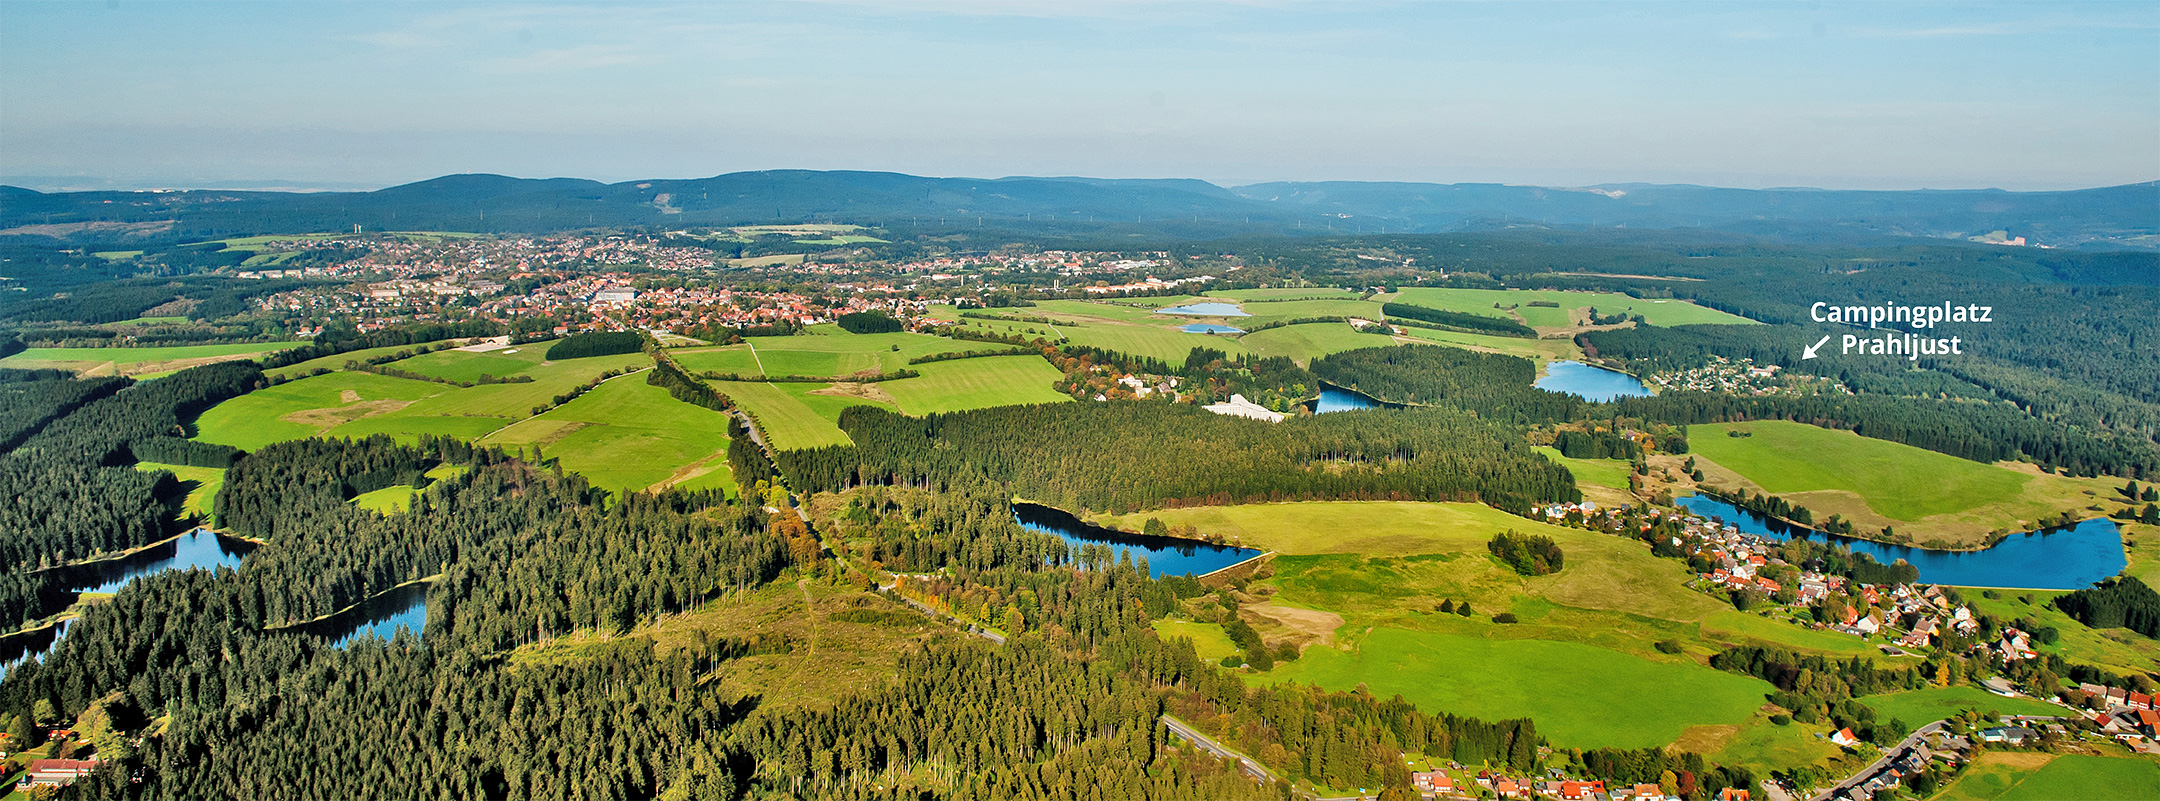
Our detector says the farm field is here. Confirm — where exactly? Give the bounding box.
[264,343,435,380]
[879,355,1068,414]
[1688,420,2105,547]
[1698,610,1878,655]
[1235,298,1384,329]
[675,330,954,378]
[481,374,735,495]
[1260,627,1771,750]
[1387,287,1757,328]
[1151,620,1239,661]
[137,462,224,525]
[1,341,306,377]
[1239,323,1398,364]
[1934,752,2160,801]
[1857,686,2061,725]
[1394,325,1574,362]
[394,347,551,382]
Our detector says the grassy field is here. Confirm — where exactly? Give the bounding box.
[349,465,467,514]
[1236,298,1386,329]
[1387,287,1757,328]
[880,356,1068,414]
[1696,715,1844,778]
[137,462,224,525]
[481,374,736,495]
[1239,323,1399,364]
[0,341,305,377]
[1393,325,1566,362]
[1699,610,1878,655]
[263,343,425,380]
[1152,619,1240,661]
[1536,447,1634,491]
[715,380,857,450]
[1261,627,1771,749]
[1935,752,2160,801]
[394,348,548,382]
[674,330,955,378]
[1099,501,1727,623]
[193,352,651,451]
[1214,288,1362,301]
[193,370,449,450]
[1688,421,2106,547]
[1857,686,2061,725]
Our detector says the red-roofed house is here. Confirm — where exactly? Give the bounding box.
[1831,728,1860,748]
[24,758,98,787]
[1718,789,1751,801]
[1412,771,1455,797]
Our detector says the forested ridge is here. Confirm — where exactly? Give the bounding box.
[778,402,1578,516]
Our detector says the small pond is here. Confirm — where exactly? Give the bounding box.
[1676,495,2125,590]
[1534,360,1653,402]
[1312,384,1388,413]
[1181,323,1246,334]
[286,581,431,647]
[1014,502,1262,579]
[1157,302,1250,317]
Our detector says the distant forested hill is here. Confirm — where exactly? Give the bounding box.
[3,171,2153,248]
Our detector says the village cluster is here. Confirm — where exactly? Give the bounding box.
[1641,356,1844,397]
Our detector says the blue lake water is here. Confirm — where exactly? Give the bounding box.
[1313,385,1384,413]
[308,582,431,647]
[1015,503,1261,578]
[1535,361,1653,402]
[1675,495,2124,590]
[0,619,71,682]
[1157,302,1250,317]
[1181,323,1246,334]
[59,528,255,595]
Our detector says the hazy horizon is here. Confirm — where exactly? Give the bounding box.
[5,1,2155,193]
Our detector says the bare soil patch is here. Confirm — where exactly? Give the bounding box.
[1670,724,1741,754]
[281,399,411,428]
[811,381,898,405]
[1242,603,1344,647]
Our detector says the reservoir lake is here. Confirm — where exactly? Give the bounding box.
[1676,495,2124,590]
[1536,361,1653,401]
[1015,502,1261,579]
[1157,302,1249,317]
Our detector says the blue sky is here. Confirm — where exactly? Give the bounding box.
[2,1,2154,190]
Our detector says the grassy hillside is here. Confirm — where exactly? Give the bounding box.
[880,355,1069,414]
[136,462,225,525]
[1263,627,1770,750]
[1,341,306,377]
[481,374,735,495]
[1688,420,2108,547]
[1388,287,1756,328]
[1935,752,2160,801]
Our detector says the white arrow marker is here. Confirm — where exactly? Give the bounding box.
[1802,335,1831,360]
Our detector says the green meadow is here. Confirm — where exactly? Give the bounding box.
[1688,420,2100,546]
[1535,447,1634,491]
[192,352,649,450]
[1936,753,2160,801]
[1262,627,1771,750]
[1962,590,2160,681]
[137,462,225,525]
[1,341,306,377]
[1151,620,1240,661]
[714,380,858,450]
[350,465,468,514]
[880,356,1069,414]
[481,375,735,495]
[1387,287,1757,328]
[1239,323,1398,365]
[1857,686,2062,725]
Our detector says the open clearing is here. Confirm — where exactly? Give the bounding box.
[715,380,858,450]
[482,373,735,495]
[1387,287,1756,328]
[1688,420,2104,547]
[1,342,305,377]
[137,462,225,525]
[1151,620,1240,661]
[1260,627,1771,750]
[1935,752,2160,801]
[1239,323,1399,365]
